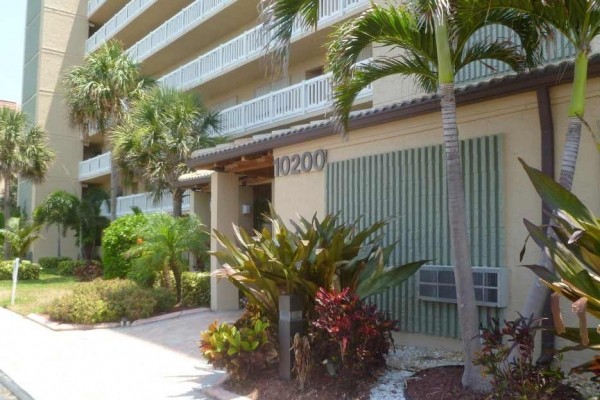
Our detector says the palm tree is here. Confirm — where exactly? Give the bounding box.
[78,187,110,259]
[467,0,600,343]
[0,217,43,259]
[62,40,151,221]
[0,107,55,256]
[111,86,222,217]
[262,0,540,390]
[33,191,80,257]
[126,213,209,303]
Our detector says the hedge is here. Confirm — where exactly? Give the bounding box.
[102,214,147,279]
[181,272,210,307]
[0,260,41,280]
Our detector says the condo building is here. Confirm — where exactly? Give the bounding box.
[21,0,600,366]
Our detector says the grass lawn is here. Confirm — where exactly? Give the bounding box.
[0,273,80,315]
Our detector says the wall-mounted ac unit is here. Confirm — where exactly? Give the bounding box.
[417,265,508,308]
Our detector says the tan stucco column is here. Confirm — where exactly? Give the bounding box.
[210,172,240,311]
[189,191,211,270]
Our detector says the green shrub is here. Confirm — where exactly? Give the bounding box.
[181,272,210,307]
[57,260,76,276]
[200,315,277,381]
[102,214,147,279]
[150,288,177,313]
[73,260,103,282]
[38,256,71,273]
[0,260,41,280]
[45,279,174,324]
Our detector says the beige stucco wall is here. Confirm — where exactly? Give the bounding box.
[20,0,87,260]
[272,78,600,368]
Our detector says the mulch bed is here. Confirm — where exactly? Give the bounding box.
[223,365,377,400]
[404,365,584,400]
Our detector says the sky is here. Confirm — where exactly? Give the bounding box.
[0,1,26,104]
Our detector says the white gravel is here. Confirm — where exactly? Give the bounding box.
[369,345,600,399]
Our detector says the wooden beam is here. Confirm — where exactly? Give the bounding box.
[224,154,274,173]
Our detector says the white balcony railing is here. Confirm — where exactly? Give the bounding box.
[100,190,192,218]
[79,152,111,181]
[86,0,156,53]
[88,0,106,16]
[157,0,368,90]
[217,66,373,136]
[127,0,236,62]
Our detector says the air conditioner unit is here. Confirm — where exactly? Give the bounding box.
[417,265,508,308]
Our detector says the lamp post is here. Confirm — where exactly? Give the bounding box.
[278,294,303,380]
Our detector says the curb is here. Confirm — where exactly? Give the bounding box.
[197,372,251,400]
[26,307,210,331]
[0,369,34,400]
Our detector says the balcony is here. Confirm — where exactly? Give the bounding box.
[101,190,191,218]
[86,0,193,54]
[79,152,111,182]
[88,0,129,25]
[217,68,373,137]
[150,0,367,82]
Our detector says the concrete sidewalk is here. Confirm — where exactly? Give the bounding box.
[0,307,241,400]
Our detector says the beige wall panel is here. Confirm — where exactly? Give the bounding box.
[45,0,87,17]
[36,91,80,140]
[40,8,87,56]
[37,50,83,93]
[273,168,326,224]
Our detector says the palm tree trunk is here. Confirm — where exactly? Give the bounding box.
[172,189,183,218]
[440,83,485,390]
[521,51,587,322]
[57,225,61,257]
[172,262,182,304]
[3,176,11,259]
[110,157,119,221]
[435,13,485,391]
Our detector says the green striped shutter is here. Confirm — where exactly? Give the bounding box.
[326,135,504,338]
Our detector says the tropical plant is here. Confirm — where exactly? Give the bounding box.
[213,211,426,326]
[62,40,151,220]
[0,106,55,256]
[520,159,600,379]
[33,191,80,257]
[468,0,600,331]
[200,317,277,381]
[78,187,109,259]
[125,213,209,303]
[0,217,42,259]
[323,1,542,389]
[311,287,397,379]
[473,315,565,399]
[112,86,222,217]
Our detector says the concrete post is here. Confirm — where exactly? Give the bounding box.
[210,172,240,311]
[190,191,211,270]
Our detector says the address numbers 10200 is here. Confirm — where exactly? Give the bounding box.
[274,149,327,177]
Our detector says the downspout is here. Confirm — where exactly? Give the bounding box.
[536,86,555,365]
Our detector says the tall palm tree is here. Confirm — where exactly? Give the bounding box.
[467,0,600,341]
[0,217,43,259]
[0,107,55,257]
[62,40,151,221]
[33,190,80,257]
[111,86,222,217]
[262,0,540,390]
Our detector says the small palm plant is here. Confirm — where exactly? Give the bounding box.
[520,159,600,379]
[125,213,209,303]
[0,217,43,259]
